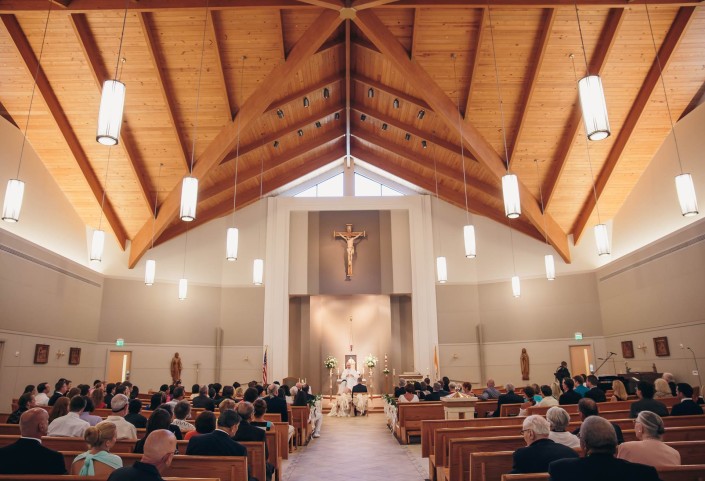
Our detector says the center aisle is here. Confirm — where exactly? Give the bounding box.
[282,414,426,481]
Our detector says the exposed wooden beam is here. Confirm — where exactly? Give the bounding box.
[353,9,570,262]
[315,36,345,56]
[128,9,343,268]
[353,0,402,9]
[409,7,420,59]
[543,8,625,209]
[157,145,346,246]
[207,9,233,121]
[267,74,344,113]
[1,14,128,249]
[69,13,155,217]
[351,37,382,55]
[221,104,344,163]
[679,79,705,121]
[0,98,18,128]
[463,7,486,121]
[295,0,342,8]
[345,19,352,164]
[507,8,556,164]
[277,9,287,60]
[571,6,696,244]
[138,12,191,170]
[352,73,432,112]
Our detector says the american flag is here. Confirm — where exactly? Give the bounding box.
[262,346,268,385]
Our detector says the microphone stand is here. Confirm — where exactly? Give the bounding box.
[593,352,615,375]
[688,347,703,396]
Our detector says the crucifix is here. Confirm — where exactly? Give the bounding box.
[334,223,366,280]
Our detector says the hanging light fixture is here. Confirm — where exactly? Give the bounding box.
[430,140,447,283]
[253,258,264,285]
[511,275,521,298]
[227,57,246,262]
[180,0,211,222]
[145,163,164,285]
[96,1,130,146]
[534,160,555,280]
[2,3,52,223]
[90,146,114,262]
[594,223,610,256]
[253,130,266,286]
[574,2,610,141]
[644,5,698,217]
[179,278,188,301]
[452,53,477,259]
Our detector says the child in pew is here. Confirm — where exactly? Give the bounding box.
[71,420,123,476]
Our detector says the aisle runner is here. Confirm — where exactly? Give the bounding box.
[282,415,426,481]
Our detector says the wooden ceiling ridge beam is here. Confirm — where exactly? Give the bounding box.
[156,145,347,246]
[266,73,344,113]
[128,8,343,268]
[352,9,571,262]
[463,7,486,121]
[409,7,420,59]
[571,6,697,244]
[353,0,401,9]
[138,12,192,170]
[352,73,432,112]
[295,0,343,8]
[0,14,129,249]
[69,13,156,217]
[543,8,625,210]
[207,10,234,122]
[507,7,556,164]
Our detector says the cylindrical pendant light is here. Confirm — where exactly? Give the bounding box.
[178,278,188,300]
[544,254,556,281]
[577,75,610,141]
[90,229,105,262]
[502,174,521,219]
[511,275,521,298]
[180,176,198,221]
[2,179,25,223]
[96,79,126,146]
[144,259,156,286]
[675,173,698,217]
[226,227,239,261]
[253,258,264,286]
[436,257,447,284]
[463,225,476,259]
[594,223,610,256]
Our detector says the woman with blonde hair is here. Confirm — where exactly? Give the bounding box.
[48,396,69,423]
[654,378,673,399]
[550,381,562,399]
[611,379,628,402]
[70,421,123,476]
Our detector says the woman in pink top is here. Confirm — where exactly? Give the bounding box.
[617,411,680,467]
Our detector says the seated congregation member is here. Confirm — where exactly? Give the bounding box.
[166,386,186,409]
[549,416,660,481]
[149,391,166,411]
[235,401,274,481]
[134,408,173,453]
[572,398,624,444]
[172,400,195,433]
[104,383,116,408]
[92,388,106,409]
[573,375,588,397]
[671,383,703,416]
[186,409,247,456]
[583,375,606,403]
[244,386,259,403]
[399,383,419,403]
[80,396,103,426]
[35,382,50,406]
[156,404,183,440]
[492,383,523,417]
[108,430,177,481]
[190,383,200,400]
[125,399,148,429]
[7,392,35,424]
[617,411,680,466]
[394,379,406,398]
[424,382,446,402]
[610,379,628,402]
[511,415,578,473]
[218,385,236,407]
[461,382,474,396]
[0,408,66,474]
[106,394,138,439]
[191,384,215,411]
[546,406,580,449]
[48,394,90,437]
[48,378,68,406]
[48,396,70,423]
[220,398,237,412]
[251,398,273,430]
[559,377,582,405]
[211,383,223,404]
[654,378,674,399]
[518,386,538,417]
[662,372,677,396]
[71,421,123,476]
[265,383,289,422]
[630,381,669,418]
[537,385,558,407]
[479,379,501,400]
[185,410,216,441]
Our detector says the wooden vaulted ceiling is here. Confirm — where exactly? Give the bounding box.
[1,0,704,268]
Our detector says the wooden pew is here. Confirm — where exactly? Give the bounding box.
[272,422,290,460]
[499,404,522,418]
[0,414,9,423]
[443,436,526,481]
[621,426,705,443]
[238,441,266,481]
[501,465,705,481]
[289,406,311,447]
[475,401,499,419]
[395,402,444,444]
[0,477,218,481]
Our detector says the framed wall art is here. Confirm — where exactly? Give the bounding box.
[69,347,81,365]
[654,336,670,357]
[34,344,49,364]
[621,341,635,359]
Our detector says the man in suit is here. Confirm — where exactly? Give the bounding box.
[47,378,67,406]
[555,361,571,382]
[424,382,446,402]
[559,378,582,405]
[583,375,607,403]
[235,402,273,481]
[510,415,578,473]
[572,398,624,444]
[352,378,368,394]
[630,381,669,418]
[264,384,288,423]
[186,409,247,456]
[394,379,406,398]
[0,408,66,474]
[108,430,176,481]
[492,383,524,417]
[192,385,215,411]
[671,383,704,416]
[549,416,660,481]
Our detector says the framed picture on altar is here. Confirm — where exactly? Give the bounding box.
[654,336,670,357]
[621,341,634,359]
[344,354,357,369]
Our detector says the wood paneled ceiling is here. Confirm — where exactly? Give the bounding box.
[1,0,704,267]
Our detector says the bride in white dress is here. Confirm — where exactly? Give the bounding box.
[328,380,353,417]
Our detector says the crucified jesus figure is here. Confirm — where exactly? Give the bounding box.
[334,224,366,279]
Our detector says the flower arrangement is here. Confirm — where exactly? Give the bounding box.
[382,394,397,406]
[307,393,322,408]
[383,367,390,375]
[324,356,338,369]
[365,354,378,368]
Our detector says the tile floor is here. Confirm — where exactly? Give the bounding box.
[282,414,426,481]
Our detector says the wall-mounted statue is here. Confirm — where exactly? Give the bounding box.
[171,352,183,383]
[520,348,530,381]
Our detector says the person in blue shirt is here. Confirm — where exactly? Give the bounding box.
[574,375,589,397]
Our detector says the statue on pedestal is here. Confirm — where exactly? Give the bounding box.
[171,352,183,383]
[520,348,530,381]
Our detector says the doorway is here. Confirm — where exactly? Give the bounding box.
[106,351,132,383]
[569,345,595,377]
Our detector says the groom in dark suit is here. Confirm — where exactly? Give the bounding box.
[0,408,66,474]
[186,410,247,457]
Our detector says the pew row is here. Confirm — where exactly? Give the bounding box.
[0,477,219,481]
[501,465,705,481]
